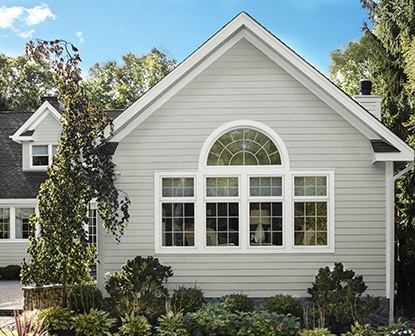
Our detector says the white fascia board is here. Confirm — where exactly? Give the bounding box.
[11,101,61,143]
[109,12,414,163]
[241,16,414,162]
[0,199,38,206]
[109,15,248,142]
[373,151,414,163]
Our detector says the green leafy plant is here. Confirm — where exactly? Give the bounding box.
[36,306,73,333]
[307,263,379,334]
[263,294,303,319]
[184,302,300,336]
[72,308,117,336]
[300,327,336,336]
[341,322,378,336]
[116,311,152,336]
[171,285,205,314]
[220,293,254,313]
[156,311,190,336]
[105,256,173,315]
[68,283,104,313]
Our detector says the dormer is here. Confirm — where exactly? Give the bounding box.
[10,98,62,171]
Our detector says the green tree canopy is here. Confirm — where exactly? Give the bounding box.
[329,0,415,314]
[21,40,130,306]
[0,53,55,111]
[83,48,176,109]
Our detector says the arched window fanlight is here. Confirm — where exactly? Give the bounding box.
[207,128,281,166]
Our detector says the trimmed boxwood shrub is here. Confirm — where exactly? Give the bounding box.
[0,265,21,280]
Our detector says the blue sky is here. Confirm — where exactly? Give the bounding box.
[0,1,369,76]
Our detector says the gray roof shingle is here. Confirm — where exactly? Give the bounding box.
[0,111,48,199]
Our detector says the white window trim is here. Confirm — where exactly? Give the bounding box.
[155,120,334,254]
[0,200,37,242]
[29,144,57,170]
[155,170,335,254]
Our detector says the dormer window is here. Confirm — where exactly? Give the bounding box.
[31,144,58,167]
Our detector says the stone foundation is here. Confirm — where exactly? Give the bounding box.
[22,285,71,310]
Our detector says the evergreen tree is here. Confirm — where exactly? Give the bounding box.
[329,0,415,315]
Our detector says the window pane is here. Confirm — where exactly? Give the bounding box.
[206,203,239,246]
[88,209,98,246]
[294,201,327,246]
[162,178,194,197]
[207,128,281,166]
[15,208,34,239]
[32,145,49,166]
[249,202,283,246]
[162,203,194,246]
[250,177,282,197]
[32,145,48,155]
[294,176,327,197]
[0,208,10,239]
[206,177,238,197]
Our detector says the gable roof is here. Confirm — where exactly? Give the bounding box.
[109,12,413,163]
[0,111,47,198]
[10,100,61,143]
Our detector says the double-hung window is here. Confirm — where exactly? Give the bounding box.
[293,176,329,246]
[0,207,35,240]
[160,177,195,247]
[156,123,334,253]
[31,144,58,167]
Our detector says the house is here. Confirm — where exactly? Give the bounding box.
[0,12,413,321]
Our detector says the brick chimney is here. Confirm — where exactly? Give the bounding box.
[353,79,382,120]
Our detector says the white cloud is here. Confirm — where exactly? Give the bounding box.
[76,31,84,44]
[0,6,24,29]
[25,4,56,25]
[19,30,35,39]
[0,4,56,38]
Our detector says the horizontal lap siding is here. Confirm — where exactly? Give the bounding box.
[0,242,29,267]
[32,113,61,142]
[105,39,387,298]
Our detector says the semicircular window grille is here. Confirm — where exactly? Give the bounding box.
[207,128,281,166]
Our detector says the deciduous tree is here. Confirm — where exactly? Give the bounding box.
[83,48,176,109]
[0,53,54,111]
[21,40,130,306]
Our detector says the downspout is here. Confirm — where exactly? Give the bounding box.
[388,160,415,324]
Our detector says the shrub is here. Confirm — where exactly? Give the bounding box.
[0,265,21,280]
[307,263,379,334]
[116,311,152,336]
[184,302,300,336]
[171,285,205,314]
[300,328,336,336]
[36,306,73,334]
[263,294,303,319]
[341,322,378,336]
[68,283,104,313]
[105,256,173,315]
[156,311,190,336]
[220,293,254,312]
[71,308,117,336]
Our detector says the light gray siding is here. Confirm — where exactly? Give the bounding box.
[0,242,29,267]
[105,38,387,298]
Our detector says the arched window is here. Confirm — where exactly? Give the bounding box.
[207,128,281,166]
[156,121,334,253]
